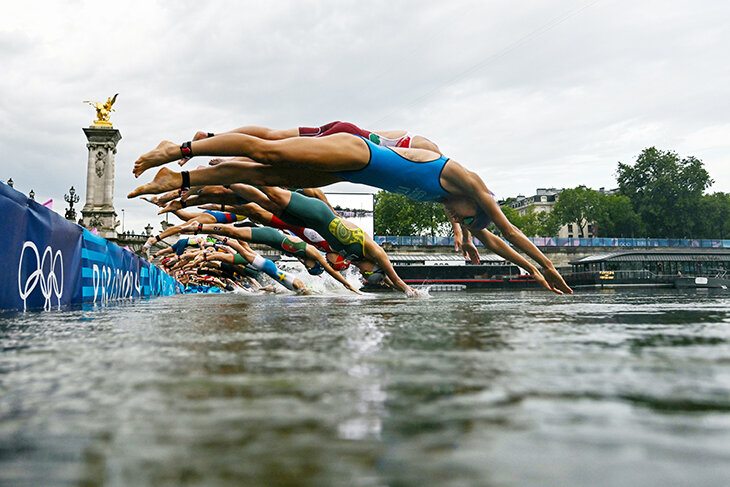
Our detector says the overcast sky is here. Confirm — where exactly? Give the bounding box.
[2,0,729,233]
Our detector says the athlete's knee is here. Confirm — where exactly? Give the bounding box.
[265,188,290,208]
[269,128,299,140]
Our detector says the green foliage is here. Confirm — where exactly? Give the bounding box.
[593,194,644,237]
[552,187,644,237]
[373,191,450,236]
[551,186,602,236]
[694,192,730,239]
[500,205,557,237]
[617,147,713,238]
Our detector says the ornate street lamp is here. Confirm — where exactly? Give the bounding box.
[28,189,35,200]
[7,178,14,188]
[64,186,80,221]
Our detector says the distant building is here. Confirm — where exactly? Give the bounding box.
[503,187,617,238]
[507,188,561,215]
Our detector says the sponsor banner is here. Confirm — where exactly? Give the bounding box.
[0,182,181,312]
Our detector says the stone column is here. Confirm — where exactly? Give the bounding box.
[81,126,122,239]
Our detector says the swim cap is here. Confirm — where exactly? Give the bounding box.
[308,262,325,275]
[328,253,350,271]
[365,264,386,285]
[463,208,492,229]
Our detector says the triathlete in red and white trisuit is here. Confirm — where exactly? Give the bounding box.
[298,121,417,149]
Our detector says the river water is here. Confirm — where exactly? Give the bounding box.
[1,288,730,486]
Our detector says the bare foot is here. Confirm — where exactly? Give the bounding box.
[140,196,160,206]
[128,167,183,198]
[193,131,209,141]
[133,140,181,178]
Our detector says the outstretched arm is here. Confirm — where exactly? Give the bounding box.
[459,225,481,264]
[454,170,572,294]
[307,248,362,295]
[364,242,415,295]
[470,228,564,294]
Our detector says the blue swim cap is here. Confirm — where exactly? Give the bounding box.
[308,262,325,275]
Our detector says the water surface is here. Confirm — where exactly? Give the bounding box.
[1,289,730,486]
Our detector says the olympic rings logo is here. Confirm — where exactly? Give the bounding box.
[18,241,64,311]
[91,264,141,304]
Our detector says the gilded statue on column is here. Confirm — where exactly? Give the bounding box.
[83,93,118,127]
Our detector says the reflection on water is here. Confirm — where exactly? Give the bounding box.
[1,289,730,486]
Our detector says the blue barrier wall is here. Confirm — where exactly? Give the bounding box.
[0,182,182,311]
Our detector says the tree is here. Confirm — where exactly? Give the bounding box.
[551,186,602,236]
[593,193,644,237]
[695,192,730,239]
[616,148,713,238]
[499,205,557,237]
[373,191,450,236]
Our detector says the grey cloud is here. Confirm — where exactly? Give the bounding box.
[2,0,730,233]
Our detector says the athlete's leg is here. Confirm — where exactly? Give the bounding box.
[410,135,441,154]
[181,221,253,243]
[158,187,242,215]
[156,189,189,205]
[133,133,368,177]
[181,127,301,166]
[297,188,337,214]
[169,208,203,222]
[195,126,300,141]
[256,186,292,214]
[128,163,342,198]
[244,250,307,293]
